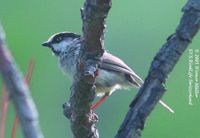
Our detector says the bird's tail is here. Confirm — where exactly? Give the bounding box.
[159,100,174,113]
[131,78,174,113]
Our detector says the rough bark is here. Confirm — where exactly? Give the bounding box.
[0,25,44,138]
[63,0,112,138]
[115,0,200,138]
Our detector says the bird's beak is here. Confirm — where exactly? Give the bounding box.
[42,41,51,47]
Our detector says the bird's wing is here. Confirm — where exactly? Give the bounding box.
[101,52,174,113]
[100,51,143,87]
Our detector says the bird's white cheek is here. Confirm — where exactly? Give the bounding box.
[52,44,62,51]
[55,41,72,51]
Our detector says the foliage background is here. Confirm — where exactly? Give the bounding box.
[0,0,200,137]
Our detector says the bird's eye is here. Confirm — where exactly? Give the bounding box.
[55,37,62,43]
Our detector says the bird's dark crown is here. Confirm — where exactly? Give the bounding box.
[50,32,81,44]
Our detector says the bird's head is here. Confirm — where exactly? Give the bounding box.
[42,32,81,56]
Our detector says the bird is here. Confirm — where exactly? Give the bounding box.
[42,32,174,113]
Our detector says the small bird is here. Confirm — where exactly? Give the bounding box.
[42,32,174,113]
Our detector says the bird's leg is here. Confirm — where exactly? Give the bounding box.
[91,94,108,110]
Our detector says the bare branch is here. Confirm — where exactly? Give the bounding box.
[0,24,44,138]
[115,0,200,138]
[65,0,112,138]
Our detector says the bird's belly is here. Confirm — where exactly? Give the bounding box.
[95,69,128,97]
[95,83,122,97]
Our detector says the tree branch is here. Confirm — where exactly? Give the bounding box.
[115,0,200,138]
[0,24,44,138]
[64,0,111,138]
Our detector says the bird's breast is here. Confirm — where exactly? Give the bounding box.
[59,55,77,79]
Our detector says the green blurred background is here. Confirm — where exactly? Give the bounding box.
[0,0,200,138]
